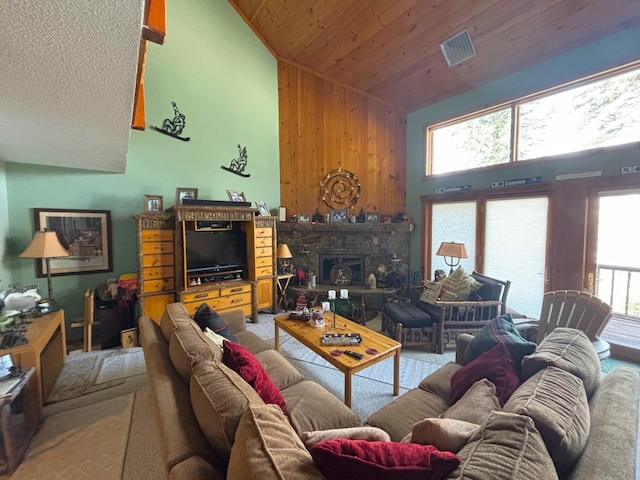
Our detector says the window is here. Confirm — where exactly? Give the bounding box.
[428,63,640,175]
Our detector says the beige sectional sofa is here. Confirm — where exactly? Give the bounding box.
[141,303,639,480]
[139,303,360,479]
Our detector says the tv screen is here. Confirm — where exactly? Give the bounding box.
[185,227,247,273]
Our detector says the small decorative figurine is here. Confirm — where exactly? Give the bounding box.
[434,269,447,282]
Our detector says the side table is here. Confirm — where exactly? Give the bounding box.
[0,367,38,474]
[276,274,294,312]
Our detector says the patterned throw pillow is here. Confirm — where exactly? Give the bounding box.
[466,314,536,363]
[193,303,237,342]
[441,267,483,301]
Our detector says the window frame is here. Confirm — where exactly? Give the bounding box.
[425,60,640,177]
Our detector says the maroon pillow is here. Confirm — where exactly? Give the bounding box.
[310,439,460,480]
[222,341,287,414]
[450,342,520,407]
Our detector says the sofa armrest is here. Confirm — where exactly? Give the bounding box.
[219,309,247,335]
[455,334,474,365]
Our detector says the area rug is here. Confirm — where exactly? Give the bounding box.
[11,393,134,480]
[46,348,145,404]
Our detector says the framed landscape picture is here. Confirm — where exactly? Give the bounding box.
[33,208,113,276]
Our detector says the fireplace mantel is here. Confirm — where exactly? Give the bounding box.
[278,222,414,233]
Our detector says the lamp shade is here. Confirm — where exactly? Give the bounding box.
[276,243,293,259]
[19,230,69,259]
[436,241,468,259]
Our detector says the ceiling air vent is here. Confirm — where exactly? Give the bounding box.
[440,29,476,67]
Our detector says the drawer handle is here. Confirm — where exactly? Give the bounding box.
[194,293,208,298]
[231,298,243,303]
[230,288,243,292]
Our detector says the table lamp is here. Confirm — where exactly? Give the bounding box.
[436,241,468,274]
[19,230,69,302]
[276,243,293,274]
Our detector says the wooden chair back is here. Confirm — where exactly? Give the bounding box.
[83,289,95,352]
[536,290,612,345]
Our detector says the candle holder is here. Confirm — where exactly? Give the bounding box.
[324,290,347,331]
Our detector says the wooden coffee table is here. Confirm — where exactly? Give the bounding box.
[274,313,401,407]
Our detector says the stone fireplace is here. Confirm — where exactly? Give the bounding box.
[277,222,413,289]
[319,254,365,285]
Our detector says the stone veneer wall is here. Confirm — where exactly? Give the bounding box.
[277,222,413,287]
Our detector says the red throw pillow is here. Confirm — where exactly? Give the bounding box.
[450,342,520,407]
[222,341,287,414]
[310,439,460,480]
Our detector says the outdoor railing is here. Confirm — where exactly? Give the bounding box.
[596,264,640,317]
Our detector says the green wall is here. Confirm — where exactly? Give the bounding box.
[406,26,640,273]
[2,0,279,339]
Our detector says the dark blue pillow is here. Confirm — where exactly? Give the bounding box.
[466,314,536,364]
[193,303,237,342]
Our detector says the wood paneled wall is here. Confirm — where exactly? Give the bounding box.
[278,61,407,217]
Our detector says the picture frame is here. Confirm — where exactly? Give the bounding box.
[256,201,270,216]
[330,209,348,223]
[121,328,139,349]
[227,189,246,203]
[382,214,393,224]
[176,188,198,205]
[33,208,113,276]
[144,194,163,213]
[298,212,311,223]
[366,212,380,223]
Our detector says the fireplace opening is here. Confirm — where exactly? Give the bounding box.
[318,254,365,286]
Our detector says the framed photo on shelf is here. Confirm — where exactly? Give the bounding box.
[256,201,270,216]
[176,188,198,205]
[382,214,393,224]
[144,194,163,213]
[33,208,113,276]
[298,212,311,223]
[366,212,380,223]
[330,209,348,223]
[227,189,246,203]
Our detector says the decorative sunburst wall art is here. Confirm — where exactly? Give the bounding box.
[320,168,361,209]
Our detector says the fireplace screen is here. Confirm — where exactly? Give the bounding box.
[319,254,365,285]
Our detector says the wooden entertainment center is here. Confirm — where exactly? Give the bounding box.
[134,204,277,323]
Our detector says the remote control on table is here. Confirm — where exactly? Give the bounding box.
[343,350,364,360]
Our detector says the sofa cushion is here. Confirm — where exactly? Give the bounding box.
[190,360,264,462]
[473,275,502,302]
[410,418,479,453]
[441,378,501,425]
[222,341,287,413]
[418,362,463,402]
[504,366,590,474]
[194,303,238,342]
[160,302,195,341]
[441,266,483,301]
[448,411,558,480]
[450,342,520,407]
[466,313,536,363]
[365,387,450,442]
[521,327,600,397]
[300,426,391,449]
[169,322,220,384]
[254,349,304,390]
[227,404,323,480]
[235,330,273,355]
[310,439,460,480]
[280,381,361,434]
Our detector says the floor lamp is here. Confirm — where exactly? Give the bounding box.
[19,230,69,304]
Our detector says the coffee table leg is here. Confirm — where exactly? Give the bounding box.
[274,325,280,351]
[344,373,352,408]
[393,351,400,396]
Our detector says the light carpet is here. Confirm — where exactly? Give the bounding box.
[10,393,134,480]
[47,348,145,404]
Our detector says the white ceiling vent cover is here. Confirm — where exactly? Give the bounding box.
[440,29,477,67]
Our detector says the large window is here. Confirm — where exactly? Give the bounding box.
[428,63,640,175]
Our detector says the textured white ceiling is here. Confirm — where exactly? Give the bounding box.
[0,0,144,173]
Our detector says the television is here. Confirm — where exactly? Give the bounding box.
[185,225,247,274]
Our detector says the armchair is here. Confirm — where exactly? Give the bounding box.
[411,271,510,353]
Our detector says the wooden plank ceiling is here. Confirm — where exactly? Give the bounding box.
[229,0,640,112]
